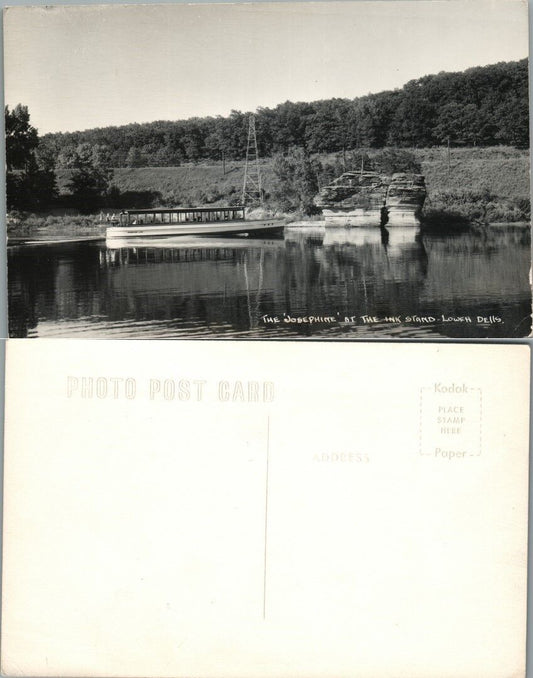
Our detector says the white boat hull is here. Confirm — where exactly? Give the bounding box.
[106,235,285,250]
[106,218,284,239]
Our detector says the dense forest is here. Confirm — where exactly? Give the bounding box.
[7,58,530,219]
[40,58,529,168]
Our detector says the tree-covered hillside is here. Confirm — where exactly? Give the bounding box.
[40,58,529,168]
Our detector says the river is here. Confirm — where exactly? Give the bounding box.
[8,224,531,338]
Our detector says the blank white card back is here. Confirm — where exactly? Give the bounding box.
[2,340,530,678]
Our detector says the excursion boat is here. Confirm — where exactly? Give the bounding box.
[105,206,285,239]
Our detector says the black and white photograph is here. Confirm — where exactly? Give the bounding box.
[5,0,531,338]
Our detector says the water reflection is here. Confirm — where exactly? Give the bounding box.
[321,225,428,283]
[8,224,531,338]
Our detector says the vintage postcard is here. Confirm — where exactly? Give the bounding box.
[4,0,531,338]
[1,340,530,677]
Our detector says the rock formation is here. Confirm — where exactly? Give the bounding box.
[315,171,426,226]
[314,172,389,226]
[386,173,427,226]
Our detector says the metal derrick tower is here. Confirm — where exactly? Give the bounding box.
[242,115,263,207]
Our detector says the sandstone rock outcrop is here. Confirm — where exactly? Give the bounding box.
[314,171,389,226]
[386,173,426,226]
[315,171,426,226]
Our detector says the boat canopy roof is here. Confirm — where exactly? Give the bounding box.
[126,206,245,214]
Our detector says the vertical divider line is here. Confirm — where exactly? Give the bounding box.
[263,415,270,620]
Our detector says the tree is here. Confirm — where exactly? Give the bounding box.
[495,96,529,148]
[5,104,38,171]
[204,117,233,165]
[65,143,114,212]
[5,104,57,210]
[270,147,320,214]
[21,156,58,209]
[433,103,482,146]
[305,99,350,154]
[387,85,437,147]
[350,100,380,148]
[125,146,144,167]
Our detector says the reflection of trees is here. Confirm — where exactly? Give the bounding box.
[8,245,65,337]
[9,242,116,336]
[98,245,282,333]
[283,228,428,319]
[8,250,40,337]
[7,226,531,338]
[421,228,531,308]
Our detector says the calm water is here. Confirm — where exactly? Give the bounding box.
[8,224,531,338]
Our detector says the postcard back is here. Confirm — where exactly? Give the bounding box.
[2,340,530,678]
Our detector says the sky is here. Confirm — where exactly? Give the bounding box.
[3,0,530,135]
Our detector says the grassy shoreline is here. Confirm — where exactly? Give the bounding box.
[7,214,107,240]
[8,146,530,239]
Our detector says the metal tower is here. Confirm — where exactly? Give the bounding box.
[242,115,263,207]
